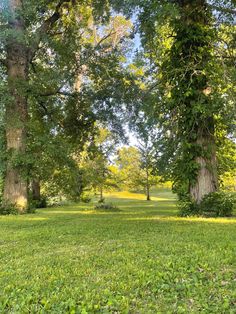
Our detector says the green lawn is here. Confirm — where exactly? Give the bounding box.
[0,189,236,313]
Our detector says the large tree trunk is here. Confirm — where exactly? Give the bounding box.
[178,0,218,204]
[190,131,218,203]
[3,0,29,212]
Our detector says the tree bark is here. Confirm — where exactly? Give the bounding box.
[3,0,29,212]
[32,179,41,202]
[177,0,219,203]
[146,167,151,201]
[2,1,74,212]
[190,133,218,203]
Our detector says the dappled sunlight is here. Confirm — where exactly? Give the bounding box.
[34,190,178,218]
[164,216,236,224]
[118,203,176,209]
[149,197,175,201]
[0,216,49,222]
[125,215,236,224]
[44,210,96,215]
[18,217,49,221]
[105,191,147,200]
[105,190,176,202]
[41,209,124,216]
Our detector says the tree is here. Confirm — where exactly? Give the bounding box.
[0,0,83,211]
[116,145,159,199]
[80,128,119,202]
[161,0,219,203]
[27,12,134,205]
[114,0,236,207]
[218,138,236,191]
[116,146,143,192]
[137,140,158,201]
[27,117,85,203]
[0,1,134,212]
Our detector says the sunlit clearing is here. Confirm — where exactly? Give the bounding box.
[105,191,176,201]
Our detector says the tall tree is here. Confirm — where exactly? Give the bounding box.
[0,0,81,211]
[80,128,119,202]
[163,0,219,203]
[114,0,236,206]
[26,11,133,205]
[3,0,29,210]
[0,1,133,211]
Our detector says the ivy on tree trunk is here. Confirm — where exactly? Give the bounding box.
[159,0,219,203]
[3,0,28,211]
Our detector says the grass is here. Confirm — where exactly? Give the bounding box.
[0,189,236,313]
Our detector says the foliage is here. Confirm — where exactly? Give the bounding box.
[116,145,160,199]
[98,197,105,203]
[116,0,236,201]
[116,146,144,191]
[2,0,234,209]
[0,0,136,209]
[80,128,120,200]
[180,191,235,217]
[25,207,37,214]
[80,193,92,203]
[0,202,36,215]
[26,9,136,203]
[218,139,236,191]
[178,200,200,218]
[29,197,47,209]
[221,171,236,192]
[0,203,18,216]
[0,190,235,312]
[200,191,235,217]
[41,166,83,202]
[94,202,121,212]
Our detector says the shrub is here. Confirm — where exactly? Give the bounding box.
[200,191,235,217]
[94,203,121,212]
[30,197,47,209]
[179,200,200,217]
[80,193,91,203]
[98,197,105,203]
[0,201,38,215]
[0,203,18,215]
[26,206,37,214]
[179,191,235,217]
[39,197,47,208]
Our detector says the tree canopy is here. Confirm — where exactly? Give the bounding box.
[0,0,235,215]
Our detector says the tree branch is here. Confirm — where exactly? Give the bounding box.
[210,5,236,15]
[38,100,64,128]
[28,0,74,61]
[38,89,77,98]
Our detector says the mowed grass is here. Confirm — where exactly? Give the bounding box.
[0,189,236,313]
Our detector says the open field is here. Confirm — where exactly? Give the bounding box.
[0,189,236,313]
